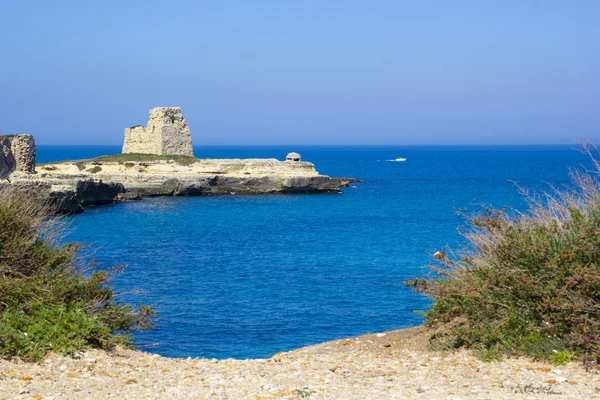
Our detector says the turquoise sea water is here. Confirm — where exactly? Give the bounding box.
[37,145,588,359]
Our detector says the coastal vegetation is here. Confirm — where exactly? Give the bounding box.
[0,187,154,361]
[42,153,201,169]
[408,142,600,366]
[91,153,199,165]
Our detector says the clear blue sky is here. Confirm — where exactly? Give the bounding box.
[1,1,598,145]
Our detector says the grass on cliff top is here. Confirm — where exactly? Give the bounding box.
[406,141,600,366]
[43,153,200,167]
[93,153,200,165]
[0,187,155,361]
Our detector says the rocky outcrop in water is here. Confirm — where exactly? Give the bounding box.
[123,107,194,157]
[8,158,355,213]
[75,180,126,206]
[1,131,355,213]
[46,186,84,214]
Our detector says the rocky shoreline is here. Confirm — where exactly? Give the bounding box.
[1,326,598,399]
[4,157,356,214]
[1,108,356,214]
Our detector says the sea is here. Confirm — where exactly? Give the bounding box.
[37,145,590,359]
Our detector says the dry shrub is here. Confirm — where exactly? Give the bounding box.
[408,141,600,365]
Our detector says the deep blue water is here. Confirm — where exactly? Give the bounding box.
[37,145,588,359]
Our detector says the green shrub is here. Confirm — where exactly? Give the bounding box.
[86,166,102,173]
[0,187,154,361]
[550,350,577,365]
[0,305,131,360]
[409,142,600,365]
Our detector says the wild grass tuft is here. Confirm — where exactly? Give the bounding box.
[0,187,154,361]
[408,141,600,366]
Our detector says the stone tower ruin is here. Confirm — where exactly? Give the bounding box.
[0,134,36,177]
[122,107,194,157]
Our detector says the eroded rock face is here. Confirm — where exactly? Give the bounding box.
[0,134,36,175]
[123,107,194,157]
[0,139,16,179]
[48,187,84,214]
[7,158,356,213]
[75,180,126,206]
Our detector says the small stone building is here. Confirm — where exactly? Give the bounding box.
[286,152,301,162]
[0,134,36,177]
[122,107,194,157]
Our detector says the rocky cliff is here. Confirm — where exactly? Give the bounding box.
[123,107,194,157]
[6,157,355,213]
[0,134,36,176]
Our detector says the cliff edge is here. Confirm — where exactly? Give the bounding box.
[1,109,356,213]
[6,155,355,213]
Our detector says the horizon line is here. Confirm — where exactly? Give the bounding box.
[34,143,582,147]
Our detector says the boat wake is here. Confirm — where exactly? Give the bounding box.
[383,158,407,162]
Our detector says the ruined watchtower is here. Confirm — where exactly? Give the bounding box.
[122,107,194,157]
[0,134,36,177]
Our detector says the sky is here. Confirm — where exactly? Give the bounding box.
[0,1,598,145]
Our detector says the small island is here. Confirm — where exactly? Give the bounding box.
[0,107,355,213]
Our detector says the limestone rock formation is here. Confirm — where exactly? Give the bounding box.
[75,180,125,206]
[123,107,194,157]
[0,134,36,177]
[0,139,16,179]
[7,158,356,213]
[3,129,355,213]
[46,186,84,214]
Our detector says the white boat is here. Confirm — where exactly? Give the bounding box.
[383,157,407,162]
